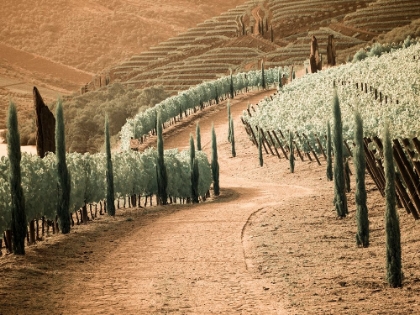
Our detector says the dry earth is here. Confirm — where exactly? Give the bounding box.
[1,90,419,314]
[0,0,248,113]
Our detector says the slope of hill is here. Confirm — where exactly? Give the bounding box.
[1,0,420,149]
[104,0,420,94]
[0,0,248,120]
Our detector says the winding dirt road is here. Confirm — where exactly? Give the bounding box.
[3,89,418,314]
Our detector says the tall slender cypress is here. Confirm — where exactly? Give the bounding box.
[156,113,168,205]
[230,117,236,157]
[190,134,199,203]
[289,131,295,173]
[383,124,402,287]
[211,125,220,196]
[105,115,116,216]
[332,90,347,218]
[230,73,234,99]
[326,121,333,181]
[196,122,202,151]
[278,68,283,90]
[189,134,195,168]
[55,100,71,234]
[354,111,369,247]
[227,100,232,142]
[261,60,266,89]
[7,102,27,255]
[258,128,263,167]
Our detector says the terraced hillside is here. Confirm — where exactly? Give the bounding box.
[98,0,420,95]
[0,0,248,127]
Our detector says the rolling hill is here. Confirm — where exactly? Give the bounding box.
[1,0,420,143]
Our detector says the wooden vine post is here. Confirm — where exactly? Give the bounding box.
[272,131,288,159]
[266,130,281,159]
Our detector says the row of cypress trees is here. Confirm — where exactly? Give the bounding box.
[329,90,402,287]
[273,89,401,288]
[156,114,221,205]
[7,102,222,255]
[6,101,118,255]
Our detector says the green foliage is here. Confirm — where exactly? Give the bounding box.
[196,122,202,151]
[326,121,333,181]
[62,84,169,153]
[190,134,199,203]
[289,132,294,173]
[55,100,71,234]
[230,73,234,99]
[258,128,263,167]
[156,113,168,205]
[354,111,369,247]
[261,60,266,89]
[332,90,347,218]
[352,37,418,63]
[105,115,116,216]
[383,124,402,287]
[278,68,283,90]
[7,102,27,255]
[211,125,220,196]
[227,100,232,142]
[189,134,195,167]
[230,117,236,157]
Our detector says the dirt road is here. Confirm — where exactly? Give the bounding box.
[1,89,419,315]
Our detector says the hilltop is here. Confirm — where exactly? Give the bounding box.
[0,0,247,126]
[1,0,420,147]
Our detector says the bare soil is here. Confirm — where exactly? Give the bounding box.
[0,0,249,111]
[1,90,419,314]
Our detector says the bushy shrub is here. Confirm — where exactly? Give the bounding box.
[55,84,169,153]
[352,49,368,62]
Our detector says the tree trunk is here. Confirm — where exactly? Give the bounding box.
[82,204,89,223]
[29,219,36,244]
[5,230,12,253]
[131,194,137,207]
[89,204,94,219]
[36,218,40,240]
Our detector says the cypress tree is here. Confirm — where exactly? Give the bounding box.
[190,134,199,203]
[332,90,347,218]
[196,122,202,151]
[189,133,195,168]
[258,128,263,167]
[383,123,402,287]
[326,121,333,181]
[7,102,27,255]
[289,131,294,173]
[105,115,116,216]
[211,125,220,196]
[230,117,236,157]
[55,100,71,234]
[156,113,168,205]
[354,111,369,247]
[278,72,283,90]
[261,60,266,89]
[227,100,232,142]
[230,73,234,99]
